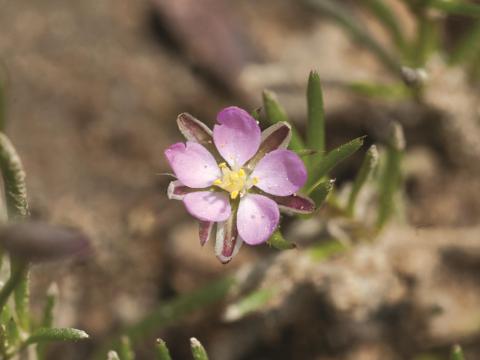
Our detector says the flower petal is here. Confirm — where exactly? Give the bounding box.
[199,221,215,246]
[237,194,279,245]
[165,142,220,188]
[177,113,213,146]
[251,149,307,196]
[213,106,261,168]
[271,193,315,214]
[167,180,190,200]
[183,191,231,222]
[246,122,291,170]
[215,215,243,264]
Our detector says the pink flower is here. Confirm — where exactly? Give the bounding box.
[165,106,314,263]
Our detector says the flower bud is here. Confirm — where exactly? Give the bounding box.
[0,222,91,263]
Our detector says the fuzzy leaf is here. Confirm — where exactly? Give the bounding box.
[308,179,335,207]
[155,339,172,360]
[190,338,209,360]
[25,328,89,345]
[311,136,365,183]
[118,336,134,360]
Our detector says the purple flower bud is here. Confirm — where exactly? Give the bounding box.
[0,222,92,263]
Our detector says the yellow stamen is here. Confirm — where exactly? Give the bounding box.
[213,164,248,199]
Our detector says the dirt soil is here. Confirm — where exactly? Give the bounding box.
[0,0,479,359]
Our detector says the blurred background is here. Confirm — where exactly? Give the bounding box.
[1,0,480,359]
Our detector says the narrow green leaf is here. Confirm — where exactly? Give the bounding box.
[413,12,438,67]
[190,338,209,360]
[37,283,59,360]
[430,0,480,17]
[0,325,7,358]
[305,0,401,75]
[262,90,304,151]
[155,339,172,360]
[310,136,366,183]
[25,327,89,345]
[347,145,379,216]
[347,81,410,99]
[41,283,58,329]
[294,149,318,157]
[118,336,134,360]
[108,351,121,360]
[0,133,29,220]
[93,277,234,360]
[376,123,405,229]
[6,317,20,348]
[224,288,275,322]
[450,21,480,65]
[267,230,296,250]
[13,260,30,331]
[306,71,325,168]
[0,262,28,316]
[451,344,465,360]
[308,179,335,207]
[363,0,406,54]
[309,240,346,261]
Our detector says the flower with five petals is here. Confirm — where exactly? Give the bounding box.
[165,106,314,263]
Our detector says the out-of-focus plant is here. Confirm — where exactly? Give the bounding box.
[96,72,406,358]
[304,0,480,95]
[107,337,210,360]
[0,90,91,359]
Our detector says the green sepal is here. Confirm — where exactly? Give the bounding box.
[267,230,296,250]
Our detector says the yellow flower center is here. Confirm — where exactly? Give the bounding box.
[213,163,258,199]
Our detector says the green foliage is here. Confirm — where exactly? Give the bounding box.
[429,0,480,17]
[307,71,326,167]
[363,0,406,53]
[267,229,296,250]
[305,0,401,74]
[308,178,335,207]
[155,339,172,360]
[224,288,275,321]
[310,136,366,183]
[309,240,347,261]
[190,338,209,360]
[118,336,134,360]
[262,90,304,151]
[451,344,466,360]
[347,145,379,216]
[376,123,405,229]
[25,327,89,345]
